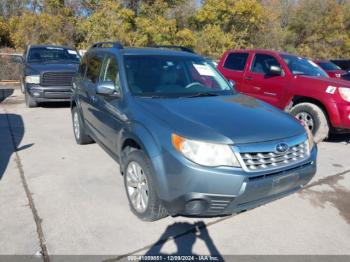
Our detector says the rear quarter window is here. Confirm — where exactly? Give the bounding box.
[223,53,249,71]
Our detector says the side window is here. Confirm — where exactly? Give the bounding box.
[251,54,281,74]
[223,53,249,71]
[86,54,103,83]
[78,55,88,77]
[99,55,120,92]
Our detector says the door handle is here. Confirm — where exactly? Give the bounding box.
[245,76,253,81]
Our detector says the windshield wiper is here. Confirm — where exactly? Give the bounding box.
[183,92,220,98]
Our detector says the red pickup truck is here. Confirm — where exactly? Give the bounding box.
[218,49,350,142]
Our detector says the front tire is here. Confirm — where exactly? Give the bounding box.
[123,149,167,221]
[71,106,93,145]
[290,102,329,142]
[25,92,38,108]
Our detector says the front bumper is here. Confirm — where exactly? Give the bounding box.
[26,83,72,102]
[335,102,350,130]
[155,145,317,216]
[329,102,350,130]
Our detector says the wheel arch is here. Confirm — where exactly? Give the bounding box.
[118,124,161,175]
[290,96,331,123]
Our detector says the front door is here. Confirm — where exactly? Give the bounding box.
[80,53,104,140]
[243,53,287,109]
[93,54,125,154]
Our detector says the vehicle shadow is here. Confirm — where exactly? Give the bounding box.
[39,102,71,108]
[142,221,224,261]
[326,133,350,144]
[0,113,33,179]
[0,88,14,103]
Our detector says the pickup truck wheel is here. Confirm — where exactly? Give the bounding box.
[290,103,329,142]
[71,107,93,145]
[25,92,38,108]
[123,149,168,221]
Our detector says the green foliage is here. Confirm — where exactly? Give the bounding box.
[2,0,350,59]
[77,0,137,48]
[0,16,11,46]
[288,0,350,59]
[9,11,76,49]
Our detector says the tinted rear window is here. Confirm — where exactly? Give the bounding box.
[223,53,249,71]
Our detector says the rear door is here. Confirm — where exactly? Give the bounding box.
[243,53,287,108]
[218,52,249,92]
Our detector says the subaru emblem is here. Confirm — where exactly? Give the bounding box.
[275,143,289,154]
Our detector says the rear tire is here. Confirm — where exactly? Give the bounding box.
[290,102,329,142]
[25,92,38,108]
[71,106,94,145]
[123,149,168,221]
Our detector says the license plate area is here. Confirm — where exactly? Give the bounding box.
[273,172,299,187]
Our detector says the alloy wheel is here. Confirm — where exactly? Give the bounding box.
[126,161,149,213]
[73,112,80,140]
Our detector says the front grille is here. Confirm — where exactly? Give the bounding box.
[239,140,309,172]
[41,72,75,87]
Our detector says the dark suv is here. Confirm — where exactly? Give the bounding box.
[20,45,80,107]
[71,42,317,221]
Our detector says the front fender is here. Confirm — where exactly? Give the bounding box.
[118,122,161,168]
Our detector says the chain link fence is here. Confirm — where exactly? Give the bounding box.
[0,48,22,81]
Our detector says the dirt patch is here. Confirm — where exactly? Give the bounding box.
[299,170,350,224]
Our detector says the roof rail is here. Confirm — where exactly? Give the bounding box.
[90,41,124,50]
[149,45,195,54]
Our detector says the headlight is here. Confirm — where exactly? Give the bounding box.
[172,134,240,167]
[339,87,350,102]
[25,75,40,84]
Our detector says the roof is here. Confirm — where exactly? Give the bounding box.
[226,49,293,56]
[93,47,200,57]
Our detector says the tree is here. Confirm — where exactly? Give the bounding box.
[0,16,11,46]
[9,11,76,49]
[195,24,247,58]
[191,0,268,55]
[287,0,350,58]
[134,0,195,47]
[77,0,137,48]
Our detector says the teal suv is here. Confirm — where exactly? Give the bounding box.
[71,42,317,221]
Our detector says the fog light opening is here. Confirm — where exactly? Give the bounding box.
[33,92,40,97]
[185,199,207,215]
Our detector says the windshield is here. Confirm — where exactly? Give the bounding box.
[281,55,328,77]
[28,47,80,63]
[124,55,234,98]
[318,61,341,71]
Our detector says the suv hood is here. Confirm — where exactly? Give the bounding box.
[135,94,305,145]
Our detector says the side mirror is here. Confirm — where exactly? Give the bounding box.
[229,80,236,88]
[269,65,282,76]
[96,81,119,96]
